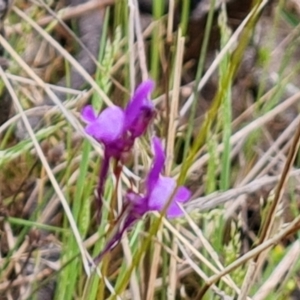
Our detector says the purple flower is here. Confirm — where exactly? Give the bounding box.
[126,137,191,218]
[81,80,155,220]
[94,137,191,264]
[81,80,155,159]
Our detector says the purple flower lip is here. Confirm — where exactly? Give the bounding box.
[81,80,155,159]
[127,137,191,218]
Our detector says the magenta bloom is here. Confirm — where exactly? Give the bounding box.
[127,136,191,218]
[81,80,155,159]
[81,80,155,219]
[94,137,191,264]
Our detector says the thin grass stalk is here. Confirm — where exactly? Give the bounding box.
[237,261,256,300]
[253,241,300,300]
[219,4,232,191]
[166,30,184,175]
[163,29,184,300]
[56,166,77,297]
[161,239,168,300]
[181,210,238,290]
[96,179,118,300]
[177,242,236,298]
[98,253,111,300]
[145,226,162,300]
[255,2,283,104]
[115,171,141,299]
[133,0,148,80]
[187,169,300,212]
[18,0,114,29]
[163,218,242,294]
[2,222,24,289]
[262,43,299,114]
[98,7,110,63]
[113,222,143,292]
[259,127,300,244]
[0,125,14,148]
[110,214,164,299]
[179,0,190,36]
[123,3,130,92]
[166,0,175,44]
[142,219,153,298]
[92,7,110,112]
[82,273,96,300]
[128,0,135,92]
[37,0,103,70]
[167,224,178,300]
[58,139,92,299]
[0,235,29,289]
[206,135,218,194]
[121,234,141,300]
[182,0,216,160]
[86,184,114,300]
[150,0,164,81]
[197,217,300,298]
[240,115,300,185]
[6,217,67,232]
[113,0,121,30]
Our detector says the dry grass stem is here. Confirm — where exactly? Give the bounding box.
[178,90,300,179]
[0,65,94,275]
[133,0,148,81]
[167,223,179,300]
[179,0,269,117]
[166,31,184,175]
[13,7,113,107]
[187,169,300,212]
[145,227,162,300]
[253,241,300,300]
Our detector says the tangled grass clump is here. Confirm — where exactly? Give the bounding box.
[1,0,300,299]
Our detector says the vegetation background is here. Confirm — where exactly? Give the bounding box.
[1,0,300,299]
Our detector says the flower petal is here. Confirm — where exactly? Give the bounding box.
[166,187,191,218]
[165,202,184,218]
[81,105,97,123]
[124,80,155,134]
[126,80,155,116]
[147,137,165,192]
[173,186,191,203]
[128,107,155,137]
[85,106,125,143]
[147,176,175,211]
[148,176,191,218]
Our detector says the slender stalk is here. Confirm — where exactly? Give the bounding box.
[96,152,110,222]
[182,0,216,161]
[180,0,190,36]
